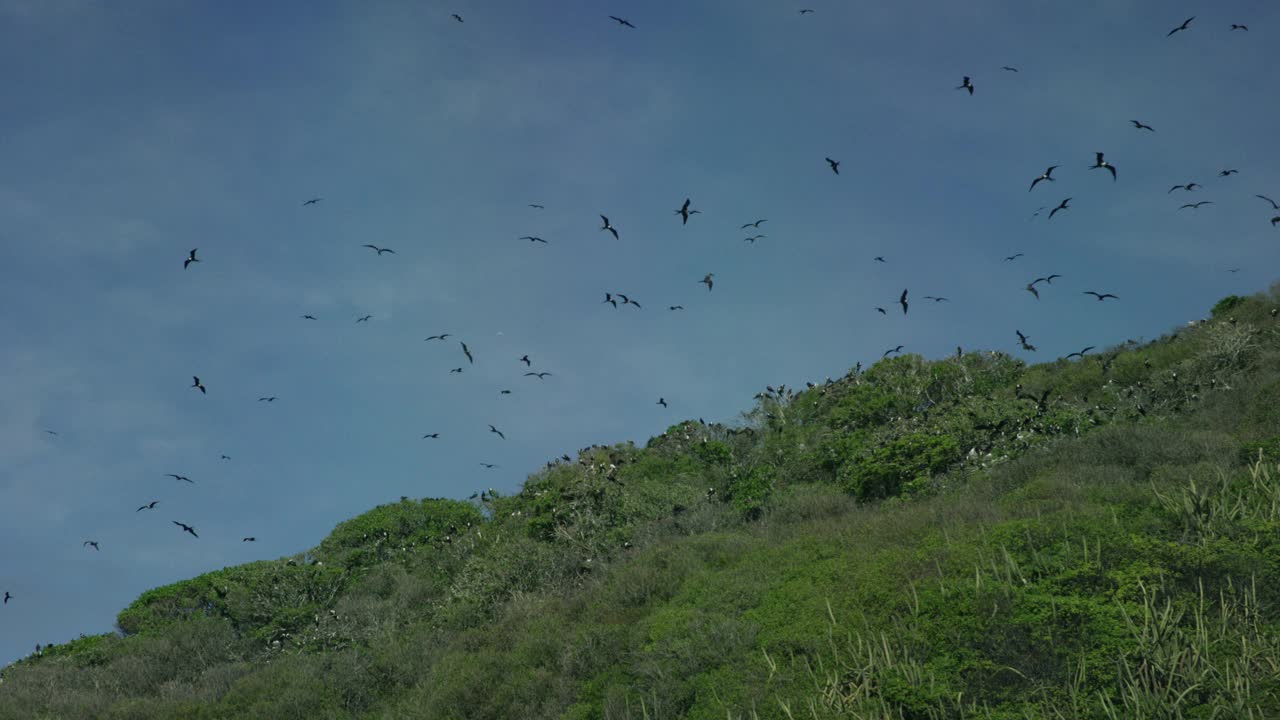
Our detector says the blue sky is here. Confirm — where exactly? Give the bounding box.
[1,0,1277,665]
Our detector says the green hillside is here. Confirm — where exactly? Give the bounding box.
[4,287,1280,719]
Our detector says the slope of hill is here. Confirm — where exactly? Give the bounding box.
[3,287,1280,719]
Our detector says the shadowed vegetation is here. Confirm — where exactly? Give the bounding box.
[4,286,1280,718]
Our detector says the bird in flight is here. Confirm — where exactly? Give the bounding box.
[874,256,886,263]
[1131,120,1156,132]
[165,473,194,483]
[1084,291,1119,301]
[741,219,767,229]
[3,592,10,604]
[1231,24,1248,31]
[1090,152,1117,181]
[1028,165,1058,191]
[425,334,451,341]
[243,537,256,542]
[1169,183,1201,193]
[258,396,278,402]
[600,215,620,239]
[137,501,159,512]
[356,315,372,323]
[1048,197,1072,219]
[183,248,199,269]
[923,296,949,303]
[825,157,840,174]
[1219,169,1239,177]
[461,342,473,364]
[1016,330,1037,352]
[1026,282,1041,300]
[1001,66,1019,72]
[519,236,548,243]
[618,293,641,308]
[1167,16,1194,36]
[301,314,317,320]
[362,244,395,255]
[520,355,531,366]
[669,305,684,311]
[657,398,668,408]
[191,376,206,394]
[1255,195,1279,210]
[798,8,814,14]
[1005,253,1024,261]
[303,198,322,205]
[898,289,909,315]
[883,345,905,358]
[44,429,58,436]
[173,521,198,538]
[422,432,440,439]
[479,463,499,469]
[525,372,552,379]
[489,424,505,439]
[220,454,231,460]
[1180,201,1214,210]
[602,293,618,308]
[1066,346,1096,359]
[84,541,99,551]
[449,367,463,374]
[956,76,974,94]
[1039,274,1063,284]
[876,307,887,315]
[674,198,699,225]
[1271,217,1280,227]
[700,273,715,291]
[608,16,636,28]
[499,389,512,395]
[451,13,463,22]
[744,234,766,243]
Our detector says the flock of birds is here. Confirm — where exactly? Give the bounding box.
[4,10,1277,661]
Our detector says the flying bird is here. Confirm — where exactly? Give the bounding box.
[489,424,505,439]
[1004,253,1024,261]
[1131,120,1156,132]
[1255,195,1279,210]
[874,256,886,263]
[165,474,194,483]
[600,215,619,239]
[1048,197,1072,219]
[876,307,887,315]
[356,315,372,323]
[743,234,766,243]
[137,501,159,512]
[618,293,641,308]
[1039,274,1063,284]
[883,345,905,358]
[1015,330,1036,352]
[3,592,10,604]
[183,248,199,269]
[798,8,814,14]
[1001,66,1019,72]
[1219,169,1239,177]
[1090,152,1116,180]
[480,463,499,469]
[1029,165,1058,191]
[461,342,473,364]
[422,433,440,439]
[302,198,322,205]
[700,273,715,291]
[608,15,635,28]
[362,244,395,255]
[83,541,99,551]
[669,305,683,311]
[499,390,512,395]
[1179,201,1214,210]
[898,289,909,315]
[519,236,548,243]
[425,334,451,341]
[1271,217,1280,227]
[956,76,974,94]
[674,198,696,225]
[603,293,618,308]
[1167,16,1194,36]
[923,296,949,303]
[257,396,277,402]
[520,355,531,366]
[449,368,463,373]
[173,521,198,538]
[1084,291,1119,301]
[528,204,544,209]
[740,219,767,229]
[1026,283,1040,300]
[191,376,206,394]
[220,455,231,460]
[825,157,841,174]
[1231,24,1248,31]
[242,537,256,542]
[525,372,552,379]
[451,13,463,22]
[302,314,317,320]
[1066,346,1097,359]
[657,398,668,408]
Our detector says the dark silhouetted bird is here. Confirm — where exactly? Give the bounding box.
[1219,169,1239,177]
[449,367,463,374]
[825,157,840,174]
[461,342,473,364]
[362,244,395,255]
[743,234,765,243]
[898,289,909,315]
[528,203,544,209]
[1026,283,1040,300]
[700,273,714,291]
[520,236,548,243]
[451,13,463,22]
[798,8,814,14]
[675,198,696,225]
[741,219,767,229]
[603,292,618,308]
[1231,24,1248,31]
[1029,166,1058,191]
[520,355,531,366]
[243,537,256,542]
[422,433,440,439]
[302,314,317,320]
[1180,201,1214,210]
[883,345,905,358]
[137,501,159,512]
[173,521,198,538]
[609,15,635,28]
[956,76,974,94]
[1167,16,1194,36]
[669,305,683,311]
[258,396,277,402]
[191,376,206,394]
[184,248,199,269]
[425,334,450,341]
[525,372,552,379]
[1090,152,1116,180]
[480,463,499,469]
[1271,217,1279,227]
[1084,291,1119,301]
[83,541,99,551]
[923,296,949,303]
[1169,183,1201,193]
[1001,66,1018,72]
[1131,120,1156,132]
[874,256,886,263]
[489,424,505,439]
[303,198,322,205]
[1048,197,1072,219]
[1005,253,1024,261]
[1016,330,1036,352]
[1066,346,1096,359]
[600,215,619,239]
[619,293,641,308]
[356,315,372,323]
[3,592,10,604]
[165,474,194,483]
[876,307,887,315]
[1255,195,1279,210]
[657,398,668,408]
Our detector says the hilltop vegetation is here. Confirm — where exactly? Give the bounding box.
[4,287,1280,719]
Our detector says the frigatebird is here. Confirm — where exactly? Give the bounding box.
[600,215,619,239]
[1048,197,1072,219]
[1090,152,1117,180]
[898,289,909,315]
[883,345,905,358]
[1015,330,1036,352]
[1066,346,1097,359]
[825,157,840,174]
[1167,16,1194,37]
[173,521,198,538]
[184,248,199,269]
[1029,166,1058,191]
[137,501,159,512]
[425,334,451,341]
[489,424,505,439]
[608,15,635,28]
[956,76,974,94]
[657,398,668,408]
[165,474,194,483]
[1131,120,1156,132]
[362,244,395,255]
[461,342,473,364]
[700,274,714,291]
[191,376,206,394]
[1083,291,1119,301]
